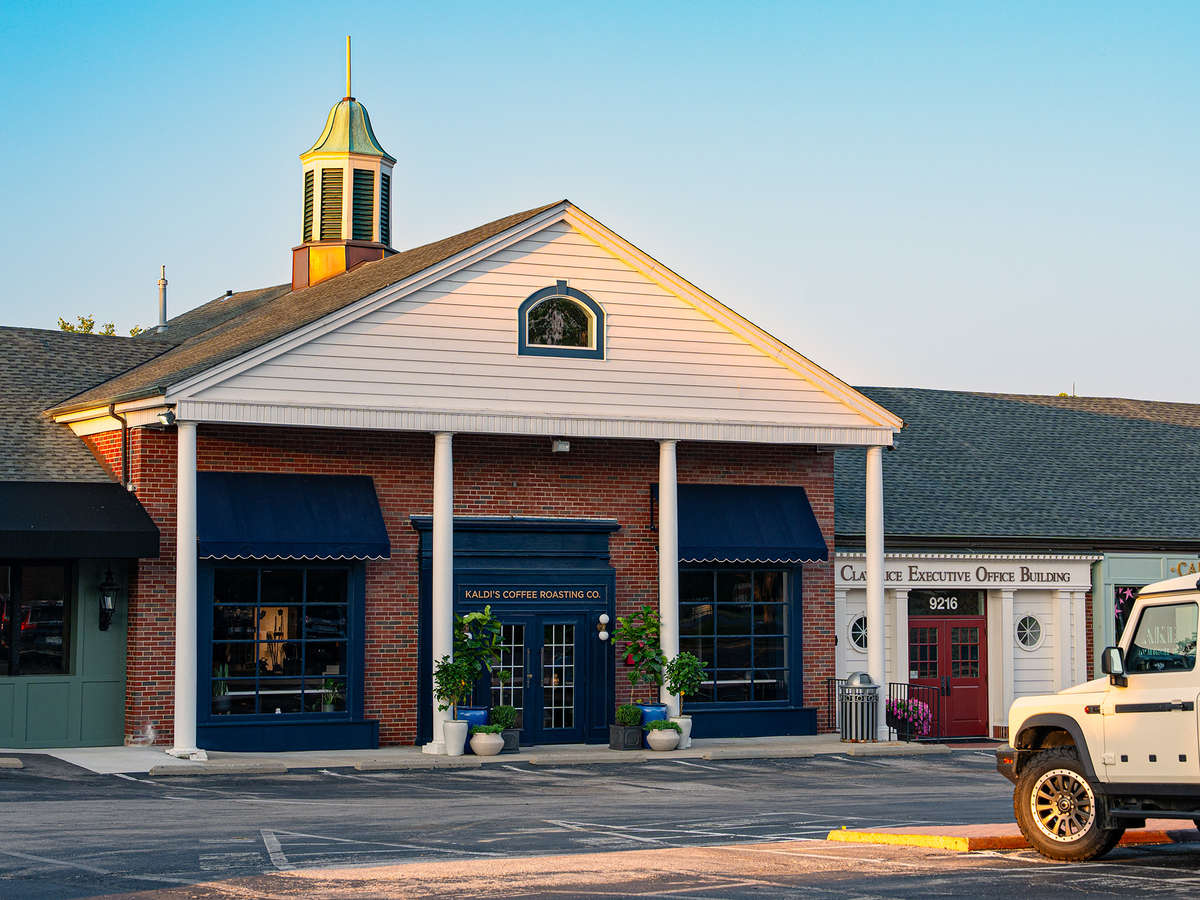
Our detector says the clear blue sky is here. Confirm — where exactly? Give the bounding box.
[2,2,1197,401]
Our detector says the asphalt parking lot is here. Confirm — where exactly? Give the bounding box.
[3,749,1200,898]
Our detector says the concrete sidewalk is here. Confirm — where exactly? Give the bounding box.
[828,820,1200,852]
[0,734,949,776]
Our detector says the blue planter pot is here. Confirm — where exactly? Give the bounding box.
[636,703,668,747]
[456,706,488,753]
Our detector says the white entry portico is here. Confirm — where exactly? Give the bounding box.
[836,552,1097,739]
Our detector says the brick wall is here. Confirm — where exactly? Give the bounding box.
[87,424,836,746]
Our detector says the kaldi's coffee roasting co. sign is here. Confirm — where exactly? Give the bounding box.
[836,555,1095,589]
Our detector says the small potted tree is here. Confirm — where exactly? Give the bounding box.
[644,718,682,751]
[433,654,475,756]
[664,651,707,749]
[454,606,506,731]
[320,678,345,713]
[609,703,644,750]
[614,605,668,733]
[492,704,520,753]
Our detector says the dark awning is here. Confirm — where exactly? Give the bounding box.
[0,481,159,559]
[197,472,390,561]
[677,484,828,564]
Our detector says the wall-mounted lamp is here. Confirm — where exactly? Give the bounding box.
[156,409,176,427]
[98,569,120,631]
[551,439,570,453]
[597,613,610,642]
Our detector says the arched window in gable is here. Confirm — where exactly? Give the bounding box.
[518,281,605,360]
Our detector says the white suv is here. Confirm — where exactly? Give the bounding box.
[997,573,1200,860]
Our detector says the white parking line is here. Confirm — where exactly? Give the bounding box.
[260,830,294,870]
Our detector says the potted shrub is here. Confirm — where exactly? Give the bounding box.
[320,678,344,713]
[433,654,476,756]
[454,606,506,729]
[492,704,520,753]
[470,724,505,756]
[609,703,644,751]
[614,605,668,730]
[664,651,707,749]
[644,718,682,752]
[212,663,230,715]
[885,697,933,742]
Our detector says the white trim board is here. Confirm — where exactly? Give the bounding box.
[176,399,896,446]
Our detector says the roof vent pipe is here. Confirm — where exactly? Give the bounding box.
[157,265,168,333]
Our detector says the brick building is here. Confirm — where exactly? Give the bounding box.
[29,77,901,755]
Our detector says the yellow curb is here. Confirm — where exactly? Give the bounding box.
[827,827,1190,853]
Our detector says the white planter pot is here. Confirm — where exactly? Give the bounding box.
[443,720,469,757]
[671,715,693,749]
[469,731,505,756]
[646,728,680,751]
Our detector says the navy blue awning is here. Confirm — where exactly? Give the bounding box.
[677,484,828,564]
[197,472,390,561]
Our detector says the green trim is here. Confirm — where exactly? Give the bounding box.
[352,169,374,242]
[302,171,314,243]
[380,173,391,247]
[320,169,343,241]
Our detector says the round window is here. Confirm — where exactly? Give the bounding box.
[848,614,868,652]
[1016,614,1043,650]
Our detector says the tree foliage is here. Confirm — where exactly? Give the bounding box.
[57,315,143,336]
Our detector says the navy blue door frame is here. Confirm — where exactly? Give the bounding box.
[413,517,619,746]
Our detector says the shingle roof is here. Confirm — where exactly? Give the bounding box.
[1,327,173,482]
[50,201,562,414]
[835,387,1200,548]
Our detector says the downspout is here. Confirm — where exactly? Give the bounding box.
[108,403,130,490]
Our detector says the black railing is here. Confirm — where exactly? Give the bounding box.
[886,681,943,741]
[823,677,846,733]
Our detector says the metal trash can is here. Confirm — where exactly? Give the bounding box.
[839,672,879,742]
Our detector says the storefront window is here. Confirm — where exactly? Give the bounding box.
[1113,585,1141,641]
[0,564,71,677]
[680,568,790,704]
[211,567,349,716]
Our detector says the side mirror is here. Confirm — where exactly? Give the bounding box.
[1102,645,1127,687]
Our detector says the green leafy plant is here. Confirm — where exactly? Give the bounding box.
[664,652,708,699]
[321,678,344,707]
[471,724,504,735]
[643,719,682,733]
[613,604,666,690]
[492,705,519,730]
[212,663,229,696]
[455,605,507,682]
[615,704,642,727]
[433,655,476,715]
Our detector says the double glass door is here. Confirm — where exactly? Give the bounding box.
[488,614,586,744]
[909,617,989,738]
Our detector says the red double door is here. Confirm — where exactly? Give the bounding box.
[908,616,988,738]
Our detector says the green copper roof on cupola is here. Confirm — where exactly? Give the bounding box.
[301,37,396,163]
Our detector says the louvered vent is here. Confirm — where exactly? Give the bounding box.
[320,168,343,240]
[380,173,391,247]
[352,169,375,241]
[302,170,314,242]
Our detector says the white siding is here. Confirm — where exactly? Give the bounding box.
[1013,590,1055,698]
[193,222,877,429]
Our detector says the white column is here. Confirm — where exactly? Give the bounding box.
[169,421,200,759]
[1071,591,1087,684]
[865,446,886,739]
[1000,589,1015,724]
[425,432,455,754]
[892,589,910,686]
[658,440,680,715]
[1054,590,1071,691]
[834,588,848,678]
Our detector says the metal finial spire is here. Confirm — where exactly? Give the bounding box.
[345,35,352,99]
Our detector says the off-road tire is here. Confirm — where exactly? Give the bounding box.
[1013,747,1124,861]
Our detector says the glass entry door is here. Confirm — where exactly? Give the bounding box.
[488,614,586,745]
[909,617,988,737]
